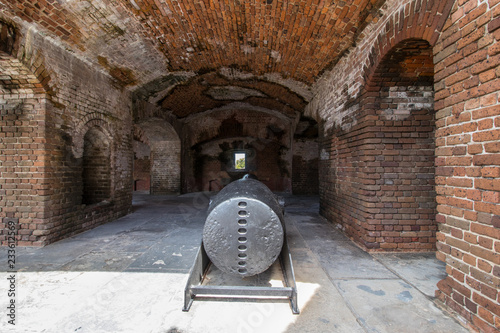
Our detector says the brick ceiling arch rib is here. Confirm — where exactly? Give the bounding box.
[185,107,292,149]
[2,0,389,88]
[361,0,455,88]
[136,118,180,143]
[155,71,308,121]
[183,102,295,124]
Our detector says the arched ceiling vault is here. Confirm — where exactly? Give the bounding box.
[2,0,387,120]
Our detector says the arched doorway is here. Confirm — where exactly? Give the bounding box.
[134,119,181,195]
[362,38,436,250]
[326,38,437,251]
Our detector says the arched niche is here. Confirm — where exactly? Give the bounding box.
[82,126,112,205]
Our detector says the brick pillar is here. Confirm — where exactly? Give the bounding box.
[433,1,500,331]
[0,52,49,246]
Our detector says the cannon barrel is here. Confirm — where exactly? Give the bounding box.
[202,178,285,277]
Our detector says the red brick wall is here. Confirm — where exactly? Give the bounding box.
[0,52,48,246]
[320,39,437,251]
[134,119,181,195]
[0,19,133,246]
[310,0,452,251]
[433,1,500,331]
[307,0,499,331]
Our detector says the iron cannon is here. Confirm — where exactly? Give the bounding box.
[183,176,298,314]
[202,177,285,277]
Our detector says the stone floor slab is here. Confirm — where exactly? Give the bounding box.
[335,279,469,333]
[373,252,448,298]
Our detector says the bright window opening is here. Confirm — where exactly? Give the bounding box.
[235,153,246,170]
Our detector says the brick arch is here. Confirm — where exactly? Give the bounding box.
[362,0,455,87]
[82,126,113,205]
[357,38,437,250]
[0,17,57,106]
[322,35,438,251]
[72,115,115,159]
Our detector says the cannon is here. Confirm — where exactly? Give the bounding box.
[183,177,299,313]
[202,177,285,277]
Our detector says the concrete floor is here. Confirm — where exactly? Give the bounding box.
[0,192,470,333]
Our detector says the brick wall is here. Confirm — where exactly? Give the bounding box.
[134,119,181,195]
[319,39,437,251]
[308,0,451,251]
[82,127,112,204]
[0,18,133,246]
[150,140,181,194]
[183,109,293,192]
[433,1,500,331]
[0,52,47,246]
[307,0,499,331]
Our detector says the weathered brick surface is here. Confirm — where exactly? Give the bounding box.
[432,1,500,330]
[0,0,498,331]
[310,3,443,252]
[134,119,181,194]
[306,0,499,331]
[0,19,132,246]
[151,140,181,194]
[182,108,294,193]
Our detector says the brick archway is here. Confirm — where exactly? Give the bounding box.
[135,118,181,195]
[362,0,455,86]
[356,38,437,250]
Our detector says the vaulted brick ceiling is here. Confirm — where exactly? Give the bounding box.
[3,0,386,114]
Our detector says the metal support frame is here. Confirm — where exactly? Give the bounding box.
[183,238,299,314]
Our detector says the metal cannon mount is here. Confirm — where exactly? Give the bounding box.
[183,178,299,314]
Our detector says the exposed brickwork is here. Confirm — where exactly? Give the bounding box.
[135,119,181,194]
[160,72,306,119]
[183,109,294,193]
[0,18,133,246]
[306,0,499,331]
[320,39,437,251]
[119,0,385,84]
[309,0,450,251]
[0,0,169,87]
[432,1,500,331]
[0,0,83,47]
[0,0,498,331]
[0,52,48,246]
[151,140,181,194]
[82,127,112,204]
